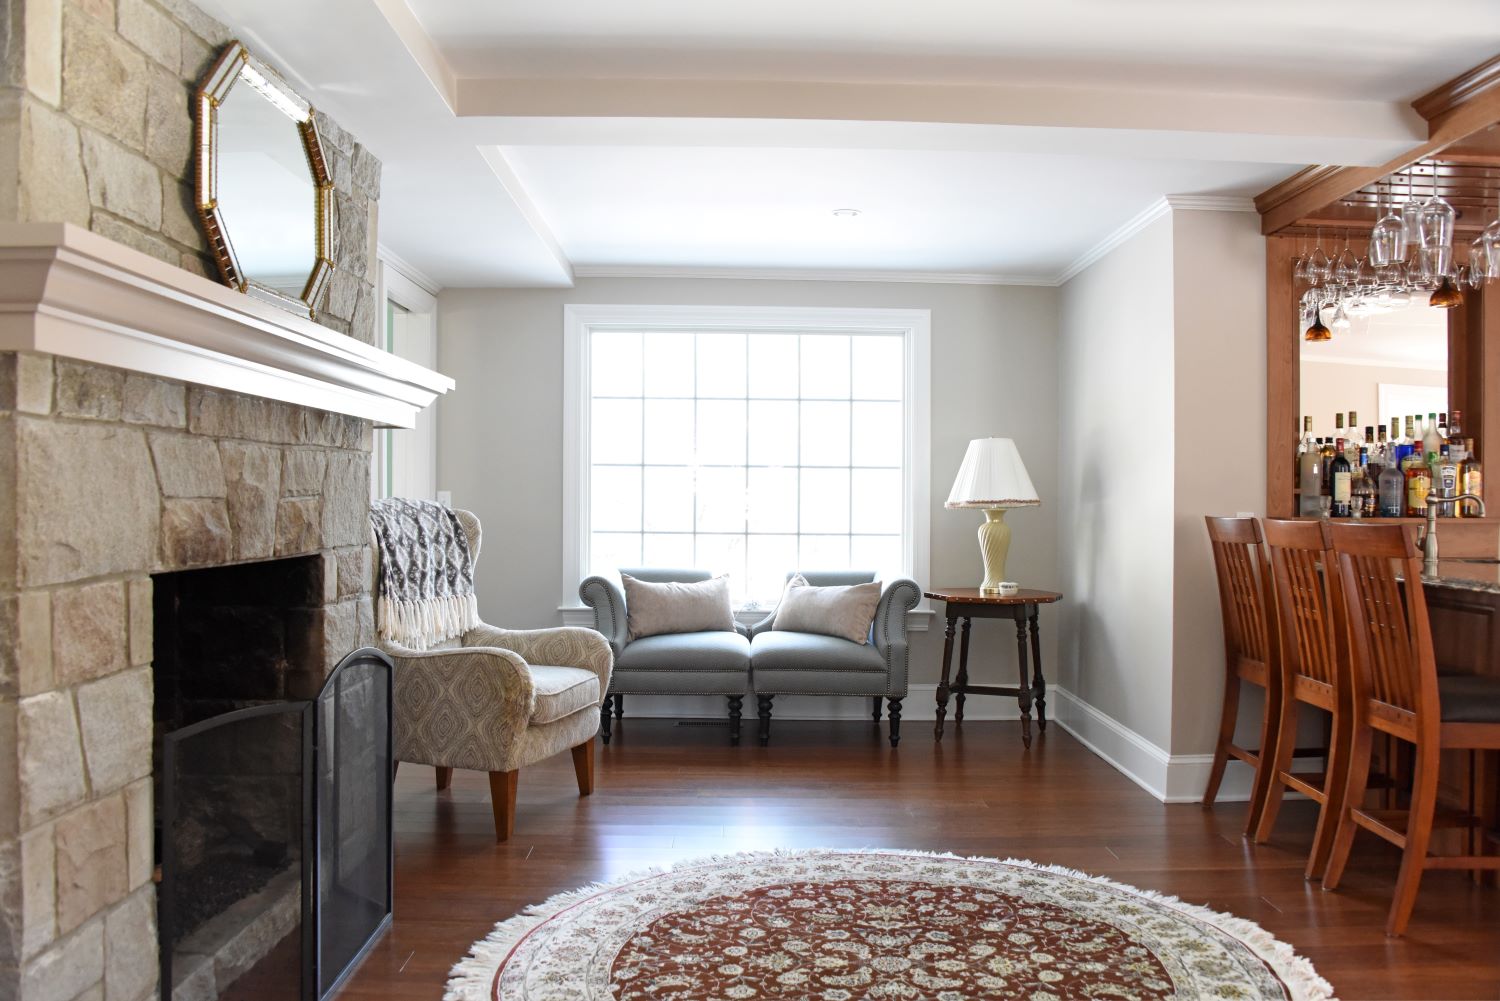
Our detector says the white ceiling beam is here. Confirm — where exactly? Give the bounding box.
[478,147,576,286]
[452,77,1423,158]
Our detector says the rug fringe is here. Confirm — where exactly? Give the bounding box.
[444,848,1337,1001]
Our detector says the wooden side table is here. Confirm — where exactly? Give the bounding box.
[925,587,1064,748]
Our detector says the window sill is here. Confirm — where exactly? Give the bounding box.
[558,605,933,632]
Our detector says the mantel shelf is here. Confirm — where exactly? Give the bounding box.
[0,223,453,428]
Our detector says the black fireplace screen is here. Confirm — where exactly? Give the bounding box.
[159,648,393,1001]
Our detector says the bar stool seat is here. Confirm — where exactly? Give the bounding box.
[1438,674,1500,723]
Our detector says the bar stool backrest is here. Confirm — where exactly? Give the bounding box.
[1264,518,1342,692]
[1328,522,1439,740]
[1206,516,1276,676]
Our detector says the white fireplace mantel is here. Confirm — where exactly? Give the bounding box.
[0,223,453,427]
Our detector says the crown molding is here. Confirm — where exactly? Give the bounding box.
[569,265,1059,286]
[1162,194,1257,212]
[377,243,442,296]
[1412,53,1500,134]
[1055,197,1172,285]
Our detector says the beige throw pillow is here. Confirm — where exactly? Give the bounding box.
[771,574,882,644]
[622,574,735,640]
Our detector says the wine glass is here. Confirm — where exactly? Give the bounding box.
[1484,200,1500,279]
[1307,228,1331,285]
[1335,231,1361,284]
[1369,184,1405,266]
[1419,174,1455,258]
[1400,169,1424,249]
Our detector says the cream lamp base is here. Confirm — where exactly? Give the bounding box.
[977,508,1012,594]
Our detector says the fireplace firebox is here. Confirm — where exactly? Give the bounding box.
[153,559,393,1001]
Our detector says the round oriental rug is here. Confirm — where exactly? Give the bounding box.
[445,849,1334,1001]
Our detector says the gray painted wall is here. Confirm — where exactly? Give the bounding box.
[435,276,1060,688]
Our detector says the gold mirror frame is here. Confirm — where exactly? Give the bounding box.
[194,41,334,318]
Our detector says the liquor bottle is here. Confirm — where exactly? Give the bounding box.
[1439,412,1450,439]
[1434,444,1459,518]
[1344,414,1363,463]
[1330,439,1352,518]
[1354,448,1374,517]
[1299,433,1324,516]
[1462,440,1484,518]
[1378,453,1405,517]
[1423,412,1443,464]
[1321,437,1336,496]
[1405,450,1432,517]
[1367,426,1388,488]
[1450,409,1464,440]
[1334,412,1345,443]
[1400,416,1418,466]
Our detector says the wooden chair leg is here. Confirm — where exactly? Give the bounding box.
[1254,693,1300,844]
[614,694,624,719]
[1203,677,1240,807]
[887,698,903,748]
[488,769,518,842]
[758,695,774,747]
[1244,680,1281,838]
[1387,747,1440,937]
[571,741,595,796]
[1306,703,1352,881]
[435,766,453,791]
[600,695,614,745]
[871,697,883,722]
[1323,724,1375,891]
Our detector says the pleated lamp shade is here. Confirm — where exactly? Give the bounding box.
[944,437,1040,509]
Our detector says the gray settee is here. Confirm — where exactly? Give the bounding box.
[579,569,920,747]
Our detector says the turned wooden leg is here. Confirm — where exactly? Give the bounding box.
[871,697,883,722]
[758,694,774,747]
[488,769,519,843]
[935,614,957,740]
[600,694,614,745]
[1028,606,1047,730]
[728,696,744,745]
[954,618,971,724]
[887,698,903,748]
[571,741,595,796]
[435,766,453,791]
[1013,607,1033,749]
[614,694,625,719]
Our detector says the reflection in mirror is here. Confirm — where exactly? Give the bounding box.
[1300,294,1448,441]
[217,82,316,298]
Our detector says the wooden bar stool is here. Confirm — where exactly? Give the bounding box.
[1321,521,1500,936]
[1203,516,1282,836]
[1256,519,1351,880]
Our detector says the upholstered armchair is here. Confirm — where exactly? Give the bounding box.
[749,572,921,747]
[373,509,613,841]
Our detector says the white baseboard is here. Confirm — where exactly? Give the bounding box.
[610,683,1293,807]
[609,683,1026,722]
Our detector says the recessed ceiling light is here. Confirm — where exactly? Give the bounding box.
[831,208,862,218]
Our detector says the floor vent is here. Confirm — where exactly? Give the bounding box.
[675,719,729,727]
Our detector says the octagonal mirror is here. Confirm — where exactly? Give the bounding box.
[194,42,333,317]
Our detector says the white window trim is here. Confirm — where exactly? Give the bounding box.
[371,253,440,501]
[559,303,931,631]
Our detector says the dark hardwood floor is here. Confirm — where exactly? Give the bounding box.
[336,719,1500,1000]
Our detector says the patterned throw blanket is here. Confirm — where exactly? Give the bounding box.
[369,498,479,650]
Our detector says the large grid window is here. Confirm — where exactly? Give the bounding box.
[564,307,930,611]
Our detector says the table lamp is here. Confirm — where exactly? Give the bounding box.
[945,437,1039,593]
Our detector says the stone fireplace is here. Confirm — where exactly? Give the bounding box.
[0,225,451,1000]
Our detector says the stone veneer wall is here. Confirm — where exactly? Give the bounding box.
[0,355,376,1001]
[0,0,382,343]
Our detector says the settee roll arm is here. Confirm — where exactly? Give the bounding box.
[464,623,614,692]
[579,576,628,656]
[873,578,922,694]
[382,643,538,771]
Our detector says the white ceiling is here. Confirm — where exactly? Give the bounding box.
[194,0,1500,288]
